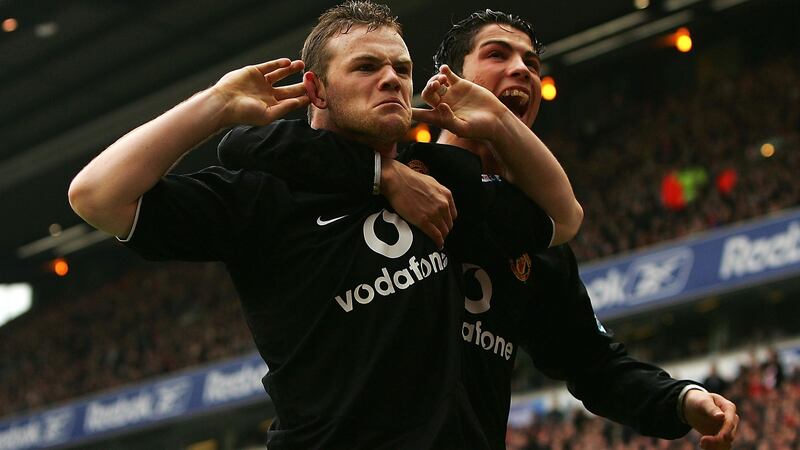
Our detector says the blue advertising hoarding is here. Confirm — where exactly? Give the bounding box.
[582,208,800,319]
[0,355,268,450]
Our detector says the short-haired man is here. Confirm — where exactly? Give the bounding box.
[69,2,581,449]
[222,8,739,450]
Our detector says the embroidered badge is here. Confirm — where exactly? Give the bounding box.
[510,253,532,282]
[407,159,429,175]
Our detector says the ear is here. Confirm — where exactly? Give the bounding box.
[304,72,327,109]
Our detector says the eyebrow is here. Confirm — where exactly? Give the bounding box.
[349,54,412,67]
[478,40,539,61]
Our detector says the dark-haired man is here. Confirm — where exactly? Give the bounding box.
[427,11,738,450]
[68,2,582,449]
[221,8,739,450]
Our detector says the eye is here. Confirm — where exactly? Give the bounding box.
[395,65,411,76]
[357,63,376,72]
[488,50,505,59]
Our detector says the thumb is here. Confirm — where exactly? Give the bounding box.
[439,64,462,85]
[411,107,442,127]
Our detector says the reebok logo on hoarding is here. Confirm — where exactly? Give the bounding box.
[719,221,800,279]
[587,247,694,312]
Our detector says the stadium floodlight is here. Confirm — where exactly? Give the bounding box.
[562,10,694,66]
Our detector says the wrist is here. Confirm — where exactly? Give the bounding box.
[678,384,707,424]
[193,87,233,131]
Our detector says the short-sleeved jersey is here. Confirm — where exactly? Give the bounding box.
[124,154,491,448]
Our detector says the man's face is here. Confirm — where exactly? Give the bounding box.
[317,25,413,149]
[460,23,542,128]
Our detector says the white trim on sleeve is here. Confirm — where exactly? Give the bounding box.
[547,216,556,248]
[372,151,381,195]
[116,197,143,243]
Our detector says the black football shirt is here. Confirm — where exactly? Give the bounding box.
[124,149,492,449]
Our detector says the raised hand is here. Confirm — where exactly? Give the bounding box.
[411,65,509,141]
[214,58,310,127]
[683,390,739,450]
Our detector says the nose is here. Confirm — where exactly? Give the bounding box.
[507,55,531,81]
[379,66,401,91]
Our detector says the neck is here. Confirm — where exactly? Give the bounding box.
[437,129,503,175]
[311,119,398,159]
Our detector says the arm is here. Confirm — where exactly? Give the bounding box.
[413,66,583,245]
[521,245,713,439]
[68,58,308,237]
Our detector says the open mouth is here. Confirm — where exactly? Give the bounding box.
[498,88,530,118]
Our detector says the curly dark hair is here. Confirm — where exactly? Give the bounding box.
[433,9,544,76]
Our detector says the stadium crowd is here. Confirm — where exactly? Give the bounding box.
[0,261,248,417]
[554,55,800,262]
[506,353,800,449]
[1,52,798,441]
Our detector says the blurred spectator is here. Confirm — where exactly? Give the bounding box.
[704,362,730,395]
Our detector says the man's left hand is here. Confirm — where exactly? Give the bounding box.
[683,390,739,450]
[412,65,509,140]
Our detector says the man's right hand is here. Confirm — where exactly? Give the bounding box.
[69,57,308,238]
[380,159,456,249]
[213,58,309,128]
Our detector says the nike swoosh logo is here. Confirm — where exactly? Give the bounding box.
[316,215,348,226]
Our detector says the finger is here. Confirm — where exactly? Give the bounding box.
[441,203,454,233]
[412,107,443,127]
[273,82,308,100]
[448,191,458,221]
[421,224,445,249]
[265,60,305,84]
[265,96,310,120]
[421,80,442,106]
[254,58,292,75]
[715,398,737,440]
[439,64,462,86]
[730,414,739,439]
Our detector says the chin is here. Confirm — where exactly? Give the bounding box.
[379,117,411,140]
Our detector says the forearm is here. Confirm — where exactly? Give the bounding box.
[487,110,583,244]
[566,344,692,439]
[69,88,228,237]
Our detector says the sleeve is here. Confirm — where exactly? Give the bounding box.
[123,166,288,262]
[521,245,694,439]
[217,119,377,197]
[479,177,554,256]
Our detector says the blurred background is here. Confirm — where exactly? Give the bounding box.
[0,0,798,448]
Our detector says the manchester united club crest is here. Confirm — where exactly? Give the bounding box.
[407,159,429,175]
[510,253,532,282]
